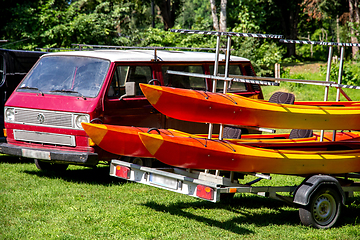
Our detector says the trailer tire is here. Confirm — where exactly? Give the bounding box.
[299,187,341,229]
[34,159,68,171]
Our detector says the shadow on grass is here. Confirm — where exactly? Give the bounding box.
[143,195,299,235]
[341,197,360,226]
[0,154,33,164]
[144,193,360,232]
[22,165,128,186]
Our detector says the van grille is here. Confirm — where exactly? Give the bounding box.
[14,108,73,128]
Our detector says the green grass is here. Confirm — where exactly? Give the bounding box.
[1,156,360,239]
[262,66,360,102]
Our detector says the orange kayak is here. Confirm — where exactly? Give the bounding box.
[138,132,360,175]
[140,84,360,130]
[81,123,191,158]
[82,122,360,158]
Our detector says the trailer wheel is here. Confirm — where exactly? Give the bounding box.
[34,159,68,171]
[299,187,341,229]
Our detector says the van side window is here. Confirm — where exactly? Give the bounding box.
[108,65,152,97]
[162,65,206,90]
[209,65,246,92]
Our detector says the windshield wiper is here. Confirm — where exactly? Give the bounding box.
[18,86,44,96]
[50,89,86,100]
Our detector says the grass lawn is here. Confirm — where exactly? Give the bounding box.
[262,62,360,101]
[1,155,360,239]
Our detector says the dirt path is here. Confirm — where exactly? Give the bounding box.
[284,62,325,74]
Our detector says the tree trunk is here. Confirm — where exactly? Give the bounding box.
[349,0,360,59]
[210,0,219,31]
[156,0,182,30]
[220,0,227,32]
[274,0,301,57]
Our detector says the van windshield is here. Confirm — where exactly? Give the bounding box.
[18,56,110,98]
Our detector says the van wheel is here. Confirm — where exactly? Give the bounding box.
[34,159,68,171]
[131,157,153,167]
[299,187,341,229]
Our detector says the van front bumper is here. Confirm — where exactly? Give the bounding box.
[0,143,98,166]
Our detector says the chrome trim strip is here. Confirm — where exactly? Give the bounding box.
[14,130,76,147]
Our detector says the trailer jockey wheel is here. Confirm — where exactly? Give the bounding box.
[131,157,153,167]
[299,187,341,229]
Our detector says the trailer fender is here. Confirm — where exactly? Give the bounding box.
[293,175,345,206]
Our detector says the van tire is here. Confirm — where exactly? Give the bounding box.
[34,159,68,171]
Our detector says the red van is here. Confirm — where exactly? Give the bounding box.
[0,49,263,170]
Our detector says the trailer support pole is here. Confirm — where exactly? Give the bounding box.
[333,46,345,141]
[320,46,333,142]
[207,34,221,141]
[206,34,221,175]
[219,36,231,141]
[216,36,231,177]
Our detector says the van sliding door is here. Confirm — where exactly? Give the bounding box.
[103,65,161,128]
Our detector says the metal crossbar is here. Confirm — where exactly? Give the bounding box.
[171,29,283,39]
[224,74,336,86]
[280,39,360,47]
[166,70,279,86]
[71,43,226,51]
[35,48,80,52]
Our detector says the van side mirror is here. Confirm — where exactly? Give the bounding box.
[120,82,136,100]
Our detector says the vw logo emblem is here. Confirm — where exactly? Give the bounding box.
[37,113,45,124]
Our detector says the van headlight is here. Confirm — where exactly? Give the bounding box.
[5,107,15,122]
[74,114,90,129]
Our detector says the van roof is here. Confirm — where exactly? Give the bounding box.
[41,50,250,63]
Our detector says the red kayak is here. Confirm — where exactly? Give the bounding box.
[138,132,360,175]
[82,122,360,159]
[139,83,360,130]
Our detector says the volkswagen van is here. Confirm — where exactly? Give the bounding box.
[0,49,263,170]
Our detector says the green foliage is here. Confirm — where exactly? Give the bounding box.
[176,0,212,30]
[1,0,357,76]
[319,62,360,86]
[230,0,267,33]
[233,38,285,76]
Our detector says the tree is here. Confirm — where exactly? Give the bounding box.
[154,0,183,30]
[273,0,302,57]
[210,0,227,32]
[349,0,360,58]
